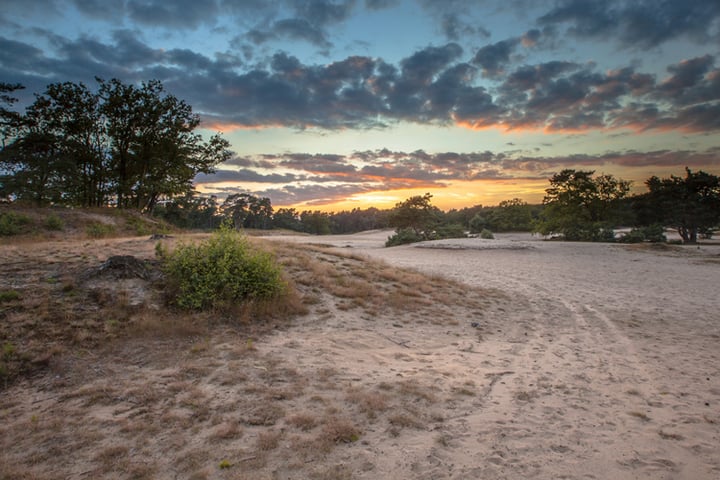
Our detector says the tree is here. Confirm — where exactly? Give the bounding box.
[0,83,24,149]
[300,210,331,235]
[97,78,231,211]
[388,193,441,240]
[534,169,631,241]
[272,208,303,231]
[643,168,720,244]
[221,193,274,229]
[491,198,533,231]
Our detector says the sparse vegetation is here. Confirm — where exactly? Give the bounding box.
[0,211,32,236]
[480,228,494,239]
[85,221,116,238]
[0,289,20,302]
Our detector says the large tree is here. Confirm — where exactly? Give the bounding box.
[534,169,631,241]
[388,193,441,240]
[97,78,231,211]
[643,168,720,244]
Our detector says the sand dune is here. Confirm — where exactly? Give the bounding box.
[1,231,718,479]
[265,231,720,479]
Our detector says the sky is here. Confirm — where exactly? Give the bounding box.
[2,0,720,211]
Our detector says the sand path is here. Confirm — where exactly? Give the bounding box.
[265,232,720,479]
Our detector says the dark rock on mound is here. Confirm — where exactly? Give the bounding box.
[91,255,156,280]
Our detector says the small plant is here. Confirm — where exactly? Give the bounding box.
[44,213,65,231]
[386,228,423,247]
[0,290,21,303]
[0,211,32,236]
[85,222,116,238]
[480,228,494,239]
[162,224,286,310]
[619,224,667,243]
[2,342,16,360]
[218,460,232,469]
[154,241,168,259]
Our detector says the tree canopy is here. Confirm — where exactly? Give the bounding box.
[641,168,720,244]
[534,169,631,241]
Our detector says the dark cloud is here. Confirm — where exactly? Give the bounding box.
[249,18,332,48]
[127,0,220,28]
[2,18,720,135]
[290,0,355,26]
[472,39,520,78]
[364,0,400,10]
[72,0,125,20]
[417,0,491,41]
[657,55,718,105]
[195,168,300,184]
[538,0,720,49]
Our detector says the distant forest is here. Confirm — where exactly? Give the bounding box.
[2,80,719,245]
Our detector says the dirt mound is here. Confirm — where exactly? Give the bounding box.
[90,255,158,280]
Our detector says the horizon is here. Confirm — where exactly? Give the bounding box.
[2,1,719,212]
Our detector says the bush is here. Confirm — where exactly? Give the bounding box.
[162,226,286,310]
[0,212,32,236]
[619,224,667,243]
[385,228,423,247]
[433,223,466,240]
[479,229,494,239]
[85,222,116,238]
[44,213,65,231]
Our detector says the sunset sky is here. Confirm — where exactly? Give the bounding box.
[2,0,720,211]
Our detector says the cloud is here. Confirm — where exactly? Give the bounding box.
[364,0,400,9]
[195,168,300,184]
[249,18,332,48]
[537,0,720,49]
[472,39,520,78]
[417,0,491,41]
[290,0,355,27]
[195,146,720,205]
[657,55,718,105]
[127,0,220,29]
[3,24,720,135]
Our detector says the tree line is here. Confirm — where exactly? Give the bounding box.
[382,169,719,246]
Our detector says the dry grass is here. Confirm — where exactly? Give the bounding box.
[269,241,490,320]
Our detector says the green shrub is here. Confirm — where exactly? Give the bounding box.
[468,213,489,234]
[434,223,466,240]
[0,290,21,303]
[619,225,667,244]
[479,229,494,239]
[618,229,645,243]
[0,212,32,236]
[44,213,65,231]
[641,225,667,243]
[385,228,423,247]
[85,222,116,238]
[162,226,286,310]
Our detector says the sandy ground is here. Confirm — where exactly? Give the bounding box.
[1,231,719,479]
[264,231,720,479]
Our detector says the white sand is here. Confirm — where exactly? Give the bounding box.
[263,231,720,479]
